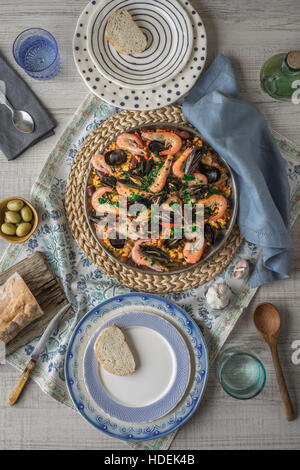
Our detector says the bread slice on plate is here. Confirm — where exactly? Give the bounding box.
[94,325,136,376]
[106,8,147,55]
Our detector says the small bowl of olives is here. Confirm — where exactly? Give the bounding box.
[0,197,38,244]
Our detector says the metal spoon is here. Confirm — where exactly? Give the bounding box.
[0,87,35,133]
[253,302,295,421]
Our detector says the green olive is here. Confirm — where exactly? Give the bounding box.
[1,223,17,236]
[16,222,32,238]
[21,206,33,222]
[7,199,24,212]
[5,211,21,224]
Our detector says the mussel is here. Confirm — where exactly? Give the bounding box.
[149,140,167,154]
[198,164,221,183]
[184,146,204,175]
[129,197,151,208]
[166,177,182,192]
[149,192,168,205]
[179,184,209,198]
[122,172,148,188]
[109,238,125,249]
[101,175,117,187]
[139,158,154,175]
[118,176,145,190]
[204,223,215,245]
[104,150,127,166]
[164,238,182,249]
[140,245,170,264]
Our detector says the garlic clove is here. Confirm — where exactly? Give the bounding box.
[206,282,231,310]
[233,258,250,279]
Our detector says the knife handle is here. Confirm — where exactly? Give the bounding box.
[8,359,36,406]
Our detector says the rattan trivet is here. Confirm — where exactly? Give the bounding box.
[65,105,243,293]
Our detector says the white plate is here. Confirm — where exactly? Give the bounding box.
[73,0,207,110]
[83,311,191,422]
[87,0,193,90]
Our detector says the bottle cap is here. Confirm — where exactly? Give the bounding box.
[287,51,300,71]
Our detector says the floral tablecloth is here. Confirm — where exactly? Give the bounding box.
[1,94,300,450]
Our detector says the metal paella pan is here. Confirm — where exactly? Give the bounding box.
[84,122,238,275]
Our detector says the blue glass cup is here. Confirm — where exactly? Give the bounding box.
[13,28,60,80]
[216,347,266,400]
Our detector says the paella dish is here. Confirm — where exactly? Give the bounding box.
[85,125,236,273]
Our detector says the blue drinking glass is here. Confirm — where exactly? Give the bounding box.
[13,28,60,80]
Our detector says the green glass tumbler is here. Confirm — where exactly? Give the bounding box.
[216,347,266,400]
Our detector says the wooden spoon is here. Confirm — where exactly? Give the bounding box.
[253,303,295,421]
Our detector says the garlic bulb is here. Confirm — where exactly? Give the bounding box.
[233,258,250,279]
[206,283,231,310]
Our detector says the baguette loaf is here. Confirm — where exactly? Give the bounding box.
[106,9,147,55]
[94,325,136,376]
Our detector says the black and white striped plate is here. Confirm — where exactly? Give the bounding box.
[73,0,207,110]
[87,0,193,90]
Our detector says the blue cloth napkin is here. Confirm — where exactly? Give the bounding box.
[183,54,291,288]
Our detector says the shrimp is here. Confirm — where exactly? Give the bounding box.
[91,154,113,175]
[191,172,208,185]
[173,148,208,184]
[148,156,173,193]
[183,238,205,264]
[141,131,182,155]
[91,186,118,215]
[199,194,227,222]
[130,239,168,272]
[127,208,150,240]
[116,181,151,198]
[116,133,147,157]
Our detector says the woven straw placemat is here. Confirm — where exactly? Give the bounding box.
[65,105,243,293]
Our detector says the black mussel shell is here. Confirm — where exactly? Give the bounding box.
[109,238,125,249]
[164,238,182,249]
[118,178,143,190]
[204,223,215,245]
[140,245,170,263]
[149,140,167,154]
[185,146,204,175]
[180,184,209,198]
[166,177,181,192]
[101,175,117,187]
[149,192,168,205]
[104,150,127,166]
[123,172,147,187]
[139,158,154,175]
[199,164,221,183]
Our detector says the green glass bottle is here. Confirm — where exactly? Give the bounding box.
[260,51,300,101]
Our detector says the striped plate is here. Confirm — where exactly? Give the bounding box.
[87,0,193,89]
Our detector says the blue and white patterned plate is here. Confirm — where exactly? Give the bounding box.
[87,0,193,90]
[65,293,209,441]
[73,0,207,110]
[83,311,191,423]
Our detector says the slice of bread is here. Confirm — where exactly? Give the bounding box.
[106,8,147,55]
[94,325,136,376]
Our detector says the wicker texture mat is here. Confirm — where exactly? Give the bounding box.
[65,105,243,293]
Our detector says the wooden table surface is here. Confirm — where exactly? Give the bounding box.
[0,0,300,450]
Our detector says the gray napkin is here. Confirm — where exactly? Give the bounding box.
[0,54,56,160]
